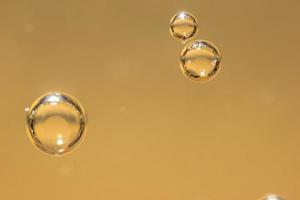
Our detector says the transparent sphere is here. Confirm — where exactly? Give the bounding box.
[169,11,198,43]
[26,92,87,155]
[260,194,285,200]
[180,40,221,83]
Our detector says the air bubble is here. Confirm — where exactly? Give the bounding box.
[260,194,285,200]
[180,40,221,83]
[169,11,198,43]
[26,92,87,155]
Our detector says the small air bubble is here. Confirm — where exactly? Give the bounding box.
[169,11,198,43]
[26,92,87,155]
[180,40,221,83]
[260,194,285,200]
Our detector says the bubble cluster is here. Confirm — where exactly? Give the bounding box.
[169,11,221,83]
[169,11,198,43]
[26,92,87,155]
[180,40,221,83]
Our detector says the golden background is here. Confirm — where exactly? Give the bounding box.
[0,0,299,199]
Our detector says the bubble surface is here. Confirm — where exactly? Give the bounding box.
[26,92,87,155]
[169,11,198,43]
[180,40,221,83]
[260,194,285,200]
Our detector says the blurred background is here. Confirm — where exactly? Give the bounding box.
[0,0,299,199]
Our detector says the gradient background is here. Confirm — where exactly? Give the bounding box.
[0,0,299,199]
